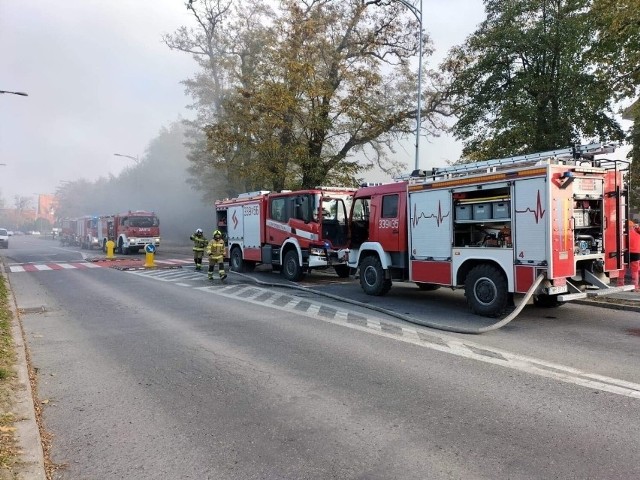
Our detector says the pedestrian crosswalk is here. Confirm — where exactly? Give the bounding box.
[6,258,195,273]
[8,262,103,273]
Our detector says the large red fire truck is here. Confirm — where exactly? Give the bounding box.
[215,187,356,281]
[346,143,634,317]
[97,210,160,254]
[76,215,99,250]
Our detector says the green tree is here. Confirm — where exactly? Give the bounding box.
[166,0,449,195]
[443,0,624,160]
[590,0,640,101]
[626,103,640,211]
[590,0,640,212]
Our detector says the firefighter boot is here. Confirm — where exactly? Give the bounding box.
[219,261,227,281]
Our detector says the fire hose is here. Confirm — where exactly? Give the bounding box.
[230,272,546,335]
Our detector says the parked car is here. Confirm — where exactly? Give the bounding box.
[7,231,13,236]
[0,228,9,248]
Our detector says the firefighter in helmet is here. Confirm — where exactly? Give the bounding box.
[207,230,227,281]
[189,228,207,270]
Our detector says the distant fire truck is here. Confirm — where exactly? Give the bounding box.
[59,218,78,246]
[76,215,99,250]
[97,210,160,254]
[215,187,356,281]
[347,143,634,317]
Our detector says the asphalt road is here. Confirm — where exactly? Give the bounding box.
[5,236,640,479]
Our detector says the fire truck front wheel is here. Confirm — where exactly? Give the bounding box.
[465,264,508,317]
[282,250,304,281]
[118,239,129,255]
[359,256,392,296]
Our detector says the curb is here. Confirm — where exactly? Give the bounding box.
[1,264,47,479]
[573,299,640,313]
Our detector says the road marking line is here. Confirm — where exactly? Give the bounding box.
[128,270,640,399]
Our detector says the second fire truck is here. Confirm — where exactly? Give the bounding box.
[97,210,161,254]
[215,187,355,281]
[346,143,633,317]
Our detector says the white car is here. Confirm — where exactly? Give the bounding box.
[0,228,9,249]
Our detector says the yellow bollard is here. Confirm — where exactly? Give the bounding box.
[106,240,115,259]
[144,244,156,268]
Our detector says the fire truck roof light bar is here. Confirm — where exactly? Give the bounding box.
[397,143,617,181]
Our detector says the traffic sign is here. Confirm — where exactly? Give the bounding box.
[145,244,156,254]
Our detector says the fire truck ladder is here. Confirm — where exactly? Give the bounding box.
[406,142,617,181]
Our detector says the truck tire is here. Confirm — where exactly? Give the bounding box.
[118,239,129,255]
[334,264,350,278]
[533,294,565,308]
[230,247,244,272]
[416,283,440,291]
[359,256,391,296]
[282,250,304,282]
[465,264,508,317]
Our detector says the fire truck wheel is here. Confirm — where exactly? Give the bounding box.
[230,247,243,272]
[359,256,392,296]
[334,265,350,278]
[465,264,508,317]
[533,294,565,308]
[416,283,440,291]
[282,250,304,282]
[118,239,129,255]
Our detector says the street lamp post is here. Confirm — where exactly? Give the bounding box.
[393,0,423,171]
[0,90,28,96]
[113,153,140,164]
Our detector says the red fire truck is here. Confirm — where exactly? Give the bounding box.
[59,218,78,246]
[347,143,634,317]
[76,215,99,250]
[97,210,160,254]
[215,187,356,280]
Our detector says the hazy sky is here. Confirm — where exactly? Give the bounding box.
[2,1,628,208]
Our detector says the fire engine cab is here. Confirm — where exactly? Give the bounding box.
[215,187,355,281]
[347,143,634,317]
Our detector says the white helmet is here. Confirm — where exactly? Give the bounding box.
[195,228,203,235]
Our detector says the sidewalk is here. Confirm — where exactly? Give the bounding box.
[576,289,640,313]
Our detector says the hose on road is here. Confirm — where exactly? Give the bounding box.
[230,271,546,335]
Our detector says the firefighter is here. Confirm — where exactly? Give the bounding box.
[207,230,227,281]
[627,220,640,292]
[189,228,207,270]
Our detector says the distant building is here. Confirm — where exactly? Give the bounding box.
[35,194,57,225]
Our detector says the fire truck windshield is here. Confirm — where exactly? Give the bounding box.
[318,195,351,223]
[126,216,159,228]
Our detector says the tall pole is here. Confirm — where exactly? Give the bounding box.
[113,153,140,164]
[0,90,28,96]
[394,0,423,171]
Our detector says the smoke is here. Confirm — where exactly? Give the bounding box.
[55,121,220,243]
